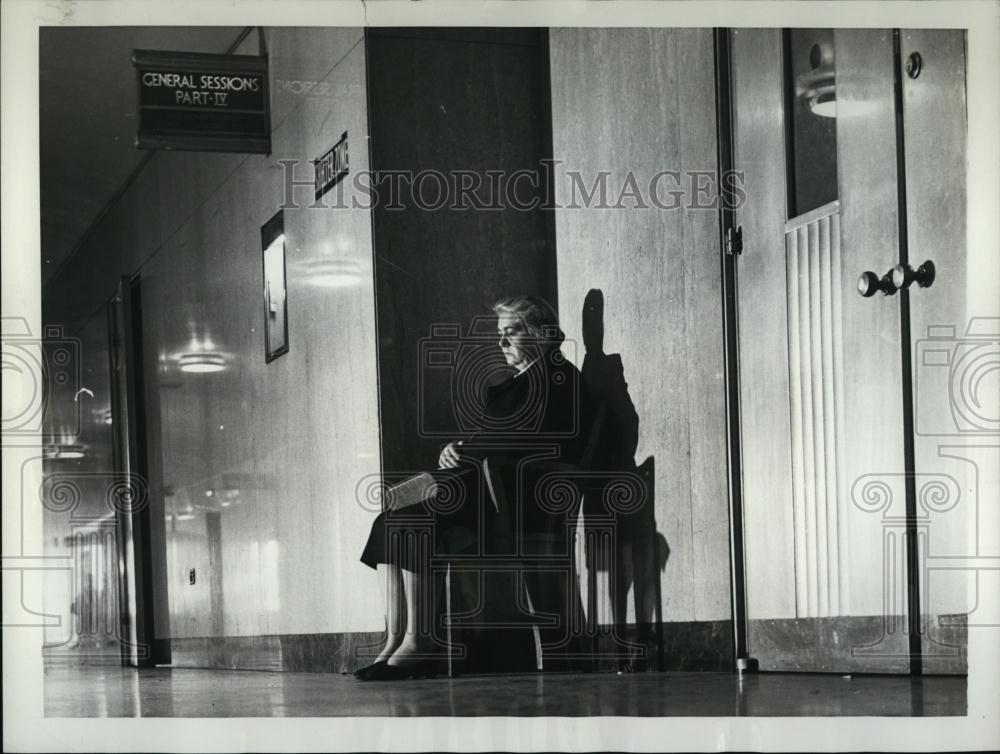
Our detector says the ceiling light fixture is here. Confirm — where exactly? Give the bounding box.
[796,42,837,118]
[43,443,86,460]
[178,352,227,373]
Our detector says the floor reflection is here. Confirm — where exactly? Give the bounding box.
[43,657,966,718]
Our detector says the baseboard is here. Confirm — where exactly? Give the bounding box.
[170,632,385,673]
[747,615,967,675]
[588,620,735,672]
[168,614,966,675]
[168,621,734,674]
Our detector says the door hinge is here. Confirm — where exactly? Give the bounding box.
[726,225,743,256]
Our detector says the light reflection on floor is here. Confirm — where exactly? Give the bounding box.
[43,657,965,718]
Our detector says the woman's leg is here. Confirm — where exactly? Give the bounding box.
[387,565,432,666]
[375,563,406,663]
[612,539,634,628]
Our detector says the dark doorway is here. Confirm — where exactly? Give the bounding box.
[108,274,170,667]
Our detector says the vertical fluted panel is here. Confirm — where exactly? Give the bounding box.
[808,219,827,616]
[827,212,850,615]
[785,205,847,617]
[785,228,807,616]
[797,223,818,617]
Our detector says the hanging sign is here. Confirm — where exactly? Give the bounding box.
[314,132,349,200]
[132,49,271,153]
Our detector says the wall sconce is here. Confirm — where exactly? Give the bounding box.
[796,41,836,118]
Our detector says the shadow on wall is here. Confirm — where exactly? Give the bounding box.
[579,288,670,669]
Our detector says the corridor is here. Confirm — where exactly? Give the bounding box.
[5,9,994,752]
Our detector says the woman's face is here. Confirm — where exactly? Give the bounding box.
[497,313,534,371]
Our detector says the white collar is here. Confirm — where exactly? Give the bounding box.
[514,358,538,377]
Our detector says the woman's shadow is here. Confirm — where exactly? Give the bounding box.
[580,288,670,671]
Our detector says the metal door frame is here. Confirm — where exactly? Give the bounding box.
[108,273,168,667]
[713,27,752,672]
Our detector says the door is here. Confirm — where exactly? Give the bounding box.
[732,28,968,673]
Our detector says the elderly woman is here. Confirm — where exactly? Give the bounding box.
[356,295,592,681]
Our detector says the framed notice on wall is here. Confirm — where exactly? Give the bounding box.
[261,211,288,363]
[132,49,271,153]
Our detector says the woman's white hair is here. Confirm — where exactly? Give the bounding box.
[492,295,565,346]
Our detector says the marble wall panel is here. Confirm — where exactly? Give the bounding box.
[549,28,731,623]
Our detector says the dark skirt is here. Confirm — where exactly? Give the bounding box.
[359,465,498,571]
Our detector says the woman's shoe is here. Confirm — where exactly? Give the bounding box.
[353,660,387,680]
[364,661,412,681]
[365,658,445,681]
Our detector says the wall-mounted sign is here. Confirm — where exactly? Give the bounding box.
[314,131,349,200]
[132,49,271,153]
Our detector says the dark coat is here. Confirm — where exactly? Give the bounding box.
[462,346,594,554]
[361,346,594,569]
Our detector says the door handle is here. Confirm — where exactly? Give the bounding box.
[858,260,935,297]
[857,269,898,297]
[891,260,935,291]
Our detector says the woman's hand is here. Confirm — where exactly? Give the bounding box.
[438,440,464,469]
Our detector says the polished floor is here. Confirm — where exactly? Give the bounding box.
[43,657,965,717]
